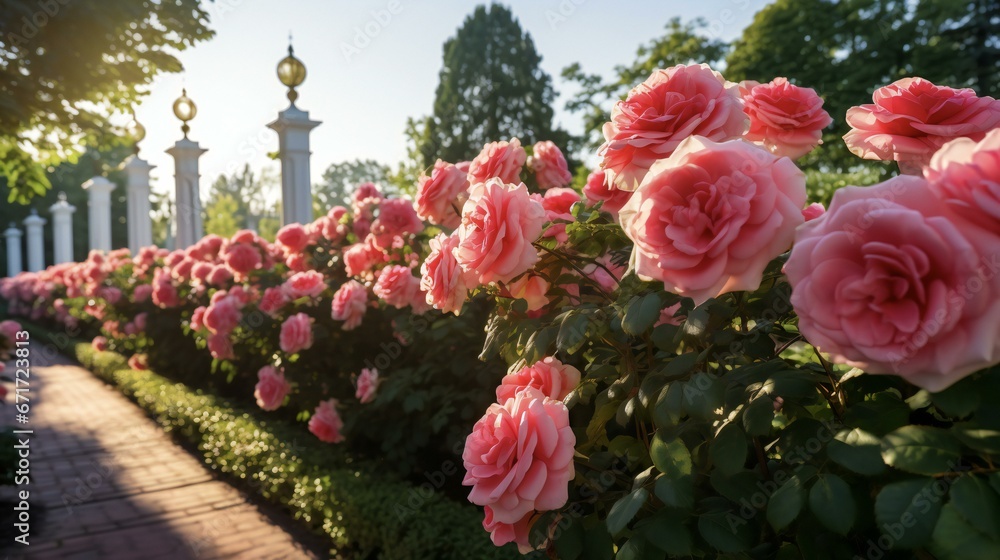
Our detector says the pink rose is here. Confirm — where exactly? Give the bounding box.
[483,506,536,553]
[355,367,380,403]
[91,336,108,352]
[420,233,470,315]
[581,255,624,295]
[785,176,1000,391]
[0,320,21,342]
[254,365,291,411]
[224,243,262,276]
[802,202,826,222]
[619,136,806,304]
[496,356,581,402]
[924,129,1000,232]
[844,77,1000,173]
[191,261,213,283]
[531,141,573,189]
[152,277,179,309]
[282,270,326,300]
[133,284,153,303]
[655,302,685,327]
[259,286,290,317]
[190,306,207,331]
[374,265,420,309]
[463,387,576,525]
[343,242,377,278]
[599,64,748,191]
[276,223,310,253]
[279,312,314,354]
[541,188,581,244]
[127,354,148,371]
[353,182,382,208]
[370,198,424,250]
[331,280,368,330]
[583,169,632,219]
[415,160,470,228]
[203,296,242,335]
[456,179,546,285]
[206,265,233,287]
[506,274,550,312]
[741,77,832,159]
[134,312,147,332]
[468,138,527,185]
[99,287,122,305]
[309,398,345,443]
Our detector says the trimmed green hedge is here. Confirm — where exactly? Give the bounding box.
[58,336,516,559]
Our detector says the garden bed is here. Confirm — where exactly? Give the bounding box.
[21,321,515,560]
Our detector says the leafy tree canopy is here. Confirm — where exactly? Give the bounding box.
[417,3,571,167]
[314,158,391,211]
[1,0,214,202]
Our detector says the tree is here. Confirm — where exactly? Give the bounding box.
[417,3,571,167]
[203,164,275,232]
[562,17,730,150]
[910,0,1000,97]
[203,193,240,238]
[314,159,390,211]
[0,139,132,275]
[0,0,213,201]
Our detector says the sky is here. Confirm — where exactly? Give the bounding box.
[131,0,770,199]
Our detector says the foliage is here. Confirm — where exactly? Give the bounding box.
[202,192,241,238]
[0,142,133,276]
[0,0,213,201]
[417,3,571,167]
[314,159,392,211]
[204,164,276,232]
[59,338,519,559]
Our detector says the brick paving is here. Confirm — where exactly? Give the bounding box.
[0,351,323,560]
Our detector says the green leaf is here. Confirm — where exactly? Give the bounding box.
[828,428,887,475]
[767,473,806,531]
[581,521,614,560]
[844,390,910,436]
[638,509,692,556]
[654,472,694,510]
[929,504,1000,560]
[650,434,692,477]
[622,293,661,336]
[554,515,585,560]
[949,475,1000,540]
[881,426,961,475]
[607,488,649,535]
[615,536,655,560]
[931,376,982,418]
[808,474,855,535]
[711,422,748,475]
[743,396,775,437]
[652,383,684,430]
[697,510,754,553]
[874,478,944,549]
[557,311,592,354]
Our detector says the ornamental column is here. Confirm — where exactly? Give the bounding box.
[23,209,46,272]
[124,115,155,253]
[268,43,320,225]
[4,224,23,276]
[83,176,116,252]
[166,89,206,249]
[49,193,76,264]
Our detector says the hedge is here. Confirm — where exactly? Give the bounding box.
[26,323,515,559]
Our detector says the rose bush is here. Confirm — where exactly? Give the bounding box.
[5,65,1000,559]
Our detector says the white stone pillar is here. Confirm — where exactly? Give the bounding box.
[124,155,155,253]
[83,176,116,253]
[166,138,207,249]
[49,193,76,264]
[23,210,46,272]
[4,223,23,276]
[268,105,321,225]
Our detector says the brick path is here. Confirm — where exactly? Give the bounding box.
[0,351,323,560]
